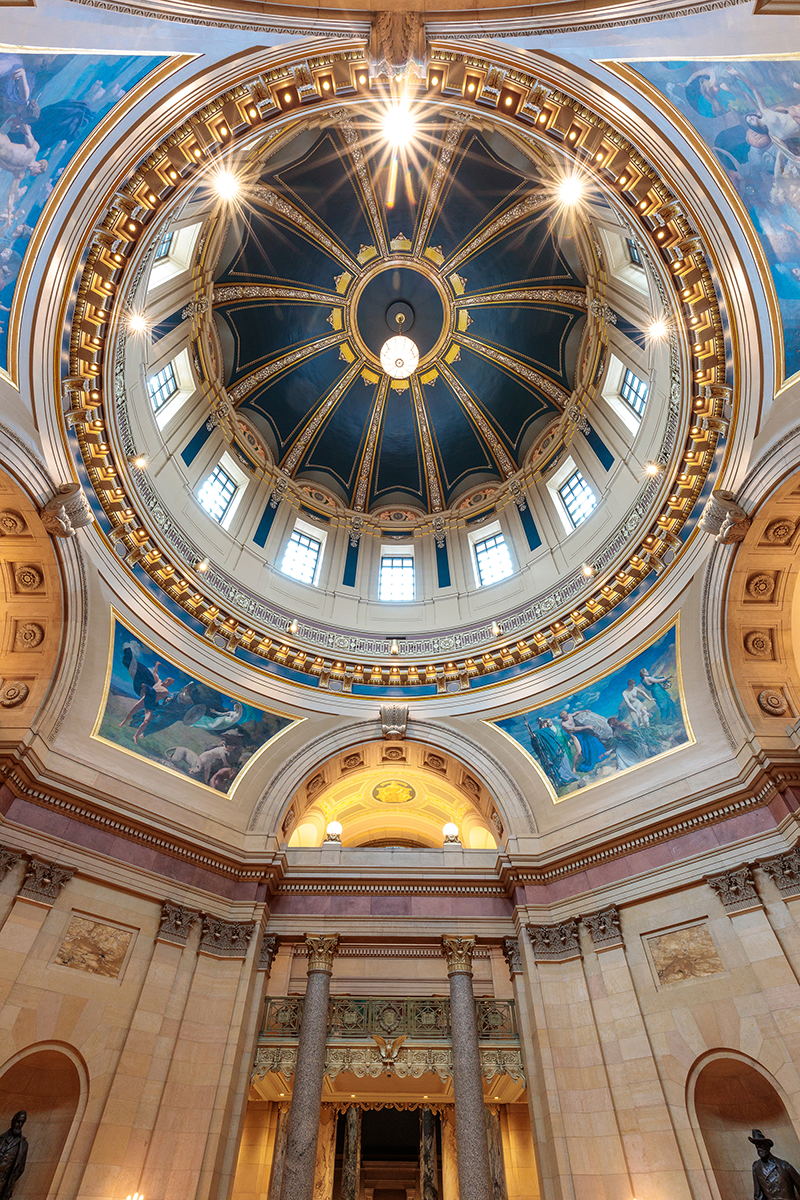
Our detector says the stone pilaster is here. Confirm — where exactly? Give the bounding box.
[341,1105,362,1200]
[441,935,492,1200]
[279,934,339,1200]
[420,1106,439,1200]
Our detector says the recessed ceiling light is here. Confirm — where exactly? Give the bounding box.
[212,170,240,200]
[558,175,584,205]
[381,103,416,148]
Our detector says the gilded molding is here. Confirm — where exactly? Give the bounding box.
[305,932,340,972]
[252,1042,525,1085]
[441,933,476,975]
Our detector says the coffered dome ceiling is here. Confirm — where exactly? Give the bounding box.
[212,118,586,513]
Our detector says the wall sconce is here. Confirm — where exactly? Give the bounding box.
[442,822,460,845]
[324,821,342,844]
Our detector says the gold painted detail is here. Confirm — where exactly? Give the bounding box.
[253,1042,526,1084]
[438,363,516,477]
[253,185,358,272]
[229,334,349,402]
[353,375,389,511]
[332,109,388,256]
[305,932,340,973]
[441,934,476,975]
[282,360,365,472]
[411,376,443,512]
[372,780,416,804]
[213,285,339,305]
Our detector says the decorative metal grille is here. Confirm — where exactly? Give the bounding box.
[260,996,518,1041]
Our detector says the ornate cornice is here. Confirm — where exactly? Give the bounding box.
[253,1042,525,1085]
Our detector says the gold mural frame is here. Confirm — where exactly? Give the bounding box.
[486,616,694,803]
[0,45,196,389]
[91,607,303,800]
[599,54,800,399]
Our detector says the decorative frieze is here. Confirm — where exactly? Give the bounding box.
[761,849,800,898]
[441,934,476,975]
[18,859,74,905]
[706,865,761,913]
[252,1042,525,1085]
[261,995,517,1041]
[158,900,201,945]
[305,933,340,973]
[525,919,581,961]
[581,906,624,950]
[200,915,256,957]
[258,934,279,972]
[502,937,523,976]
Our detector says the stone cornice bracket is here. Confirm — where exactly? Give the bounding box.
[581,906,624,951]
[258,934,279,972]
[380,704,408,739]
[158,899,201,945]
[525,919,581,962]
[706,865,761,913]
[698,489,750,545]
[502,937,523,976]
[0,846,22,881]
[39,483,93,539]
[441,934,476,975]
[200,916,256,958]
[305,933,340,973]
[760,849,800,898]
[19,859,74,906]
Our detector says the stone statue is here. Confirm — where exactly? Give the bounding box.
[0,1111,27,1200]
[751,1129,800,1200]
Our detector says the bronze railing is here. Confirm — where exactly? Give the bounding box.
[260,996,518,1041]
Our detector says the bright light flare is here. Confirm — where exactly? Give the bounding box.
[645,461,663,477]
[648,317,669,340]
[212,169,241,201]
[381,103,416,148]
[126,310,149,334]
[557,175,585,205]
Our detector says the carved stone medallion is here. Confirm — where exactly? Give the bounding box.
[16,623,44,650]
[746,573,775,600]
[744,630,772,658]
[758,688,788,717]
[14,564,42,591]
[0,681,29,707]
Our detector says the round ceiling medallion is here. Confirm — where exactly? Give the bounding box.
[380,335,419,379]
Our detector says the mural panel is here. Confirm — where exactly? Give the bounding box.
[0,48,167,374]
[93,615,298,795]
[623,58,800,381]
[489,622,691,800]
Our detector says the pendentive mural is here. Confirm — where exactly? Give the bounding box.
[0,48,167,375]
[490,622,691,799]
[93,615,298,795]
[621,58,800,381]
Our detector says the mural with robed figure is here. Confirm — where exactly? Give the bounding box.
[489,622,691,800]
[93,615,299,795]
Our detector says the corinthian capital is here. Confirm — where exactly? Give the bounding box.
[441,934,476,975]
[305,933,340,973]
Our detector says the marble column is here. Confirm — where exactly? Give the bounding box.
[341,1105,361,1200]
[267,1105,290,1200]
[442,935,492,1200]
[441,1109,459,1200]
[420,1106,439,1200]
[485,1107,509,1200]
[279,934,339,1200]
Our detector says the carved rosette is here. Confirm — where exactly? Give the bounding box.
[761,850,800,898]
[158,900,201,944]
[305,933,340,973]
[502,937,523,976]
[706,866,761,913]
[0,681,29,708]
[259,934,279,972]
[581,906,624,950]
[19,859,74,905]
[526,919,581,961]
[744,630,772,658]
[200,916,256,957]
[441,934,476,975]
[758,689,789,717]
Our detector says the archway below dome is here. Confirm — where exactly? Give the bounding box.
[285,744,500,850]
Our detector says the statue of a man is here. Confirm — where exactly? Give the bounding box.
[751,1129,800,1200]
[0,1111,27,1200]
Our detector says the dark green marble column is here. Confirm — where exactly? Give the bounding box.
[419,1107,439,1200]
[340,1105,361,1200]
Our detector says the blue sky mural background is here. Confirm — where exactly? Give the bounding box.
[492,624,690,800]
[0,49,166,374]
[629,58,800,381]
[95,617,296,795]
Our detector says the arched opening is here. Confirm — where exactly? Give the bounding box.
[0,1047,83,1200]
[692,1054,800,1200]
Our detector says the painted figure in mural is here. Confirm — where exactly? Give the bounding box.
[524,716,578,787]
[166,728,246,788]
[639,667,678,722]
[0,1111,27,1200]
[0,126,47,225]
[622,678,651,727]
[559,710,609,773]
[751,1130,800,1200]
[118,658,177,744]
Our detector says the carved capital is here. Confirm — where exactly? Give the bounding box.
[441,934,476,975]
[0,847,22,881]
[706,866,761,913]
[761,850,800,898]
[200,916,256,957]
[502,937,523,976]
[19,859,74,905]
[158,900,201,944]
[380,704,408,739]
[525,919,581,962]
[698,489,750,545]
[259,934,279,972]
[305,933,340,973]
[581,906,624,950]
[39,483,93,539]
